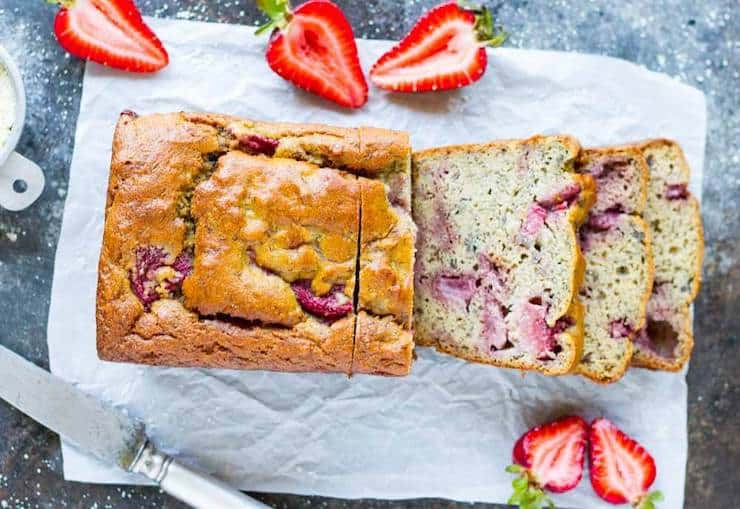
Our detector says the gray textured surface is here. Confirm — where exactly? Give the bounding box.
[0,0,737,507]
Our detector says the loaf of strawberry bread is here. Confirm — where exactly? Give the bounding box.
[413,136,595,374]
[96,111,414,375]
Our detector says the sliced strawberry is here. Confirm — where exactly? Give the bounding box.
[506,415,587,508]
[52,0,168,73]
[256,0,368,108]
[370,1,506,93]
[589,418,663,508]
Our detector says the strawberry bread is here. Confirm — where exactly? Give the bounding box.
[96,111,414,375]
[413,136,595,374]
[574,147,654,383]
[631,139,704,371]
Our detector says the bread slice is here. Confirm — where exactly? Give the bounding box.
[413,136,595,375]
[631,139,704,370]
[574,148,654,383]
[354,144,416,376]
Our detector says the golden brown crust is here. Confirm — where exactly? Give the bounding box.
[412,134,581,161]
[98,300,354,372]
[357,179,415,325]
[102,112,220,263]
[182,152,359,325]
[97,113,219,364]
[184,112,410,177]
[97,111,413,375]
[352,145,415,375]
[569,172,598,226]
[562,173,596,321]
[352,312,414,376]
[181,112,416,375]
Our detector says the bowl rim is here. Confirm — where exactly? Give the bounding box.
[0,44,27,168]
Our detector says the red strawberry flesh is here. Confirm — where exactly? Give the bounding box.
[609,319,633,339]
[512,435,527,466]
[130,245,167,306]
[513,415,588,493]
[53,0,168,73]
[291,280,352,320]
[521,203,547,236]
[516,300,571,361]
[239,134,280,156]
[587,210,622,231]
[130,246,191,307]
[589,418,658,505]
[166,252,193,291]
[370,2,487,92]
[665,183,688,200]
[264,0,368,108]
[431,273,477,307]
[538,183,582,209]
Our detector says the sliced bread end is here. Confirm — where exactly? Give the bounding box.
[631,139,703,371]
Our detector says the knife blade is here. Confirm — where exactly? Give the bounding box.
[0,344,270,509]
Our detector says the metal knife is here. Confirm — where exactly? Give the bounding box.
[0,344,270,509]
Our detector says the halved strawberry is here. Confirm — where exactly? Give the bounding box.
[370,1,506,93]
[256,0,368,108]
[51,0,169,73]
[506,415,588,509]
[589,418,663,508]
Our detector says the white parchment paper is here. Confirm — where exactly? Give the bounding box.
[47,17,705,508]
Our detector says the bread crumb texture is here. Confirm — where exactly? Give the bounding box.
[413,136,594,375]
[574,147,653,384]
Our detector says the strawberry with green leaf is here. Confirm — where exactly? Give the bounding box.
[506,415,588,509]
[256,0,368,108]
[590,418,663,508]
[370,1,506,92]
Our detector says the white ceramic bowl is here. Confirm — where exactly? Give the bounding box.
[0,45,44,211]
[0,44,26,167]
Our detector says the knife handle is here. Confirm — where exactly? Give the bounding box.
[130,440,271,509]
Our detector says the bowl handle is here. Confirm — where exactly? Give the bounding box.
[0,152,45,211]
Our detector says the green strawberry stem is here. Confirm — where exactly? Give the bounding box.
[506,464,555,509]
[46,0,75,8]
[635,491,664,509]
[457,0,508,46]
[255,0,293,35]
